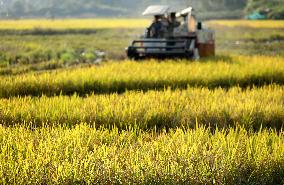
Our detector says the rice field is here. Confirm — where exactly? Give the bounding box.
[0,125,284,184]
[209,20,284,29]
[0,18,150,30]
[1,56,284,98]
[0,19,283,30]
[0,85,283,130]
[0,19,284,184]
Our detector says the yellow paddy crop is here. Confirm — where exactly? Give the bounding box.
[0,19,283,30]
[209,20,284,29]
[0,18,150,30]
[0,18,283,184]
[0,125,283,184]
[0,55,283,98]
[0,85,283,130]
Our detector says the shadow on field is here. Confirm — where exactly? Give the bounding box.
[5,109,284,133]
[1,73,284,99]
[199,55,236,63]
[136,113,284,133]
[246,34,284,43]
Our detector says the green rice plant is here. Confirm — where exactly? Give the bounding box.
[0,29,138,65]
[0,85,283,130]
[82,51,97,63]
[0,125,283,184]
[1,21,284,70]
[60,50,76,64]
[0,55,283,98]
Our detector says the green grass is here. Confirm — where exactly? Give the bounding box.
[211,26,284,56]
[0,56,283,98]
[0,125,283,184]
[0,85,283,130]
[0,29,139,66]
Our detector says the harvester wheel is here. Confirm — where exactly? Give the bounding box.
[127,47,139,60]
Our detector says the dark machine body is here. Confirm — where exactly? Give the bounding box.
[126,6,215,60]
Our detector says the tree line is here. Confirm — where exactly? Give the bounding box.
[0,0,282,19]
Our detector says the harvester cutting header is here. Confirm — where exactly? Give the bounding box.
[126,5,215,60]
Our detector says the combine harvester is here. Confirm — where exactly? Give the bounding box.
[126,5,215,60]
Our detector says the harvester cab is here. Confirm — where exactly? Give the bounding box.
[126,5,215,60]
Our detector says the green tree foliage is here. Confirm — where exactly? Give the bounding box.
[0,0,282,19]
[246,0,284,19]
[0,0,247,18]
[188,0,246,11]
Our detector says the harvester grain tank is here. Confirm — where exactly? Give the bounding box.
[126,5,215,60]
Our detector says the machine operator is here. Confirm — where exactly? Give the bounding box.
[148,15,164,38]
[167,12,181,38]
[148,13,180,39]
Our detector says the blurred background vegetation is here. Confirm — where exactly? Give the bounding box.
[0,0,283,20]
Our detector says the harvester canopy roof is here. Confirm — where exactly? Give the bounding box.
[176,7,193,17]
[142,5,170,16]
